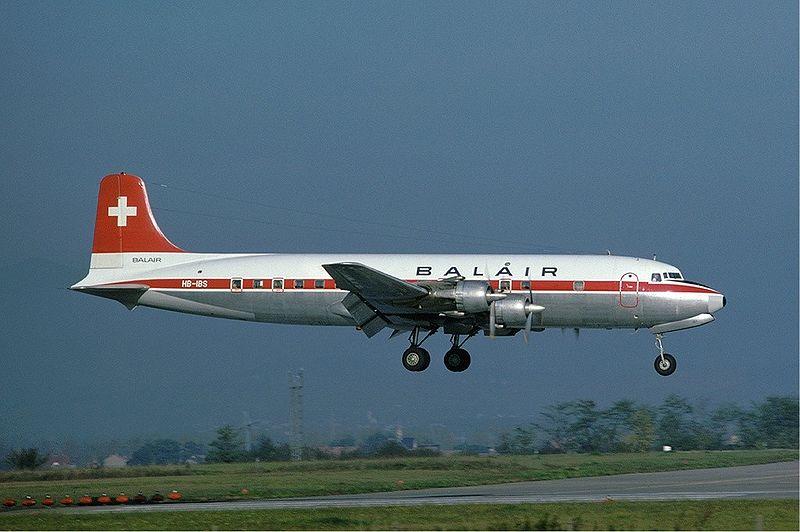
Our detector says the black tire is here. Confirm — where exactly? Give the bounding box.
[402,347,430,372]
[444,348,471,372]
[654,353,677,376]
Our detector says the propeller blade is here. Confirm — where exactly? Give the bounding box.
[489,300,496,338]
[523,310,533,344]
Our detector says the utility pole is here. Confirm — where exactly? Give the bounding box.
[289,369,304,461]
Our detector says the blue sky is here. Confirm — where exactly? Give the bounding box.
[0,1,797,445]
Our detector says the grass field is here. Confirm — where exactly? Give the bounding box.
[0,449,796,504]
[0,450,797,530]
[0,500,797,530]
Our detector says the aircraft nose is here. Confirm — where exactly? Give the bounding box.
[708,293,726,314]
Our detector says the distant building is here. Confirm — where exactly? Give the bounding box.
[401,437,417,450]
[318,446,358,458]
[416,443,441,453]
[46,455,75,469]
[102,454,128,468]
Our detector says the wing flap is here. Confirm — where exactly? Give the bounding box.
[323,262,428,337]
[342,293,391,337]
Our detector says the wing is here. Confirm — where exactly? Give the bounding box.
[323,262,430,337]
[324,262,544,339]
[322,262,428,301]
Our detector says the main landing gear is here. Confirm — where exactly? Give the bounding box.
[402,328,476,373]
[653,333,677,376]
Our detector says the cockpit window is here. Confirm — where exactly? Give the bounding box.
[651,273,662,282]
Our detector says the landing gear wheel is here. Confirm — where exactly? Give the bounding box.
[654,353,677,376]
[402,347,430,372]
[444,348,471,372]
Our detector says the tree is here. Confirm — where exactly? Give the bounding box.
[497,424,538,455]
[567,400,602,453]
[206,425,245,463]
[358,433,390,456]
[599,400,637,452]
[626,407,656,452]
[252,436,290,462]
[129,439,183,465]
[5,448,48,470]
[374,440,407,457]
[741,396,799,449]
[537,402,575,452]
[709,403,745,448]
[656,394,695,450]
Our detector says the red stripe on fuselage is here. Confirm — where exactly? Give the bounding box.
[107,278,720,295]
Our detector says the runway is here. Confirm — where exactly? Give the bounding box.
[51,460,798,515]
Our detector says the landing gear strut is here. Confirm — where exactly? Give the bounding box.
[402,327,435,372]
[443,332,476,372]
[653,333,677,376]
[401,328,478,372]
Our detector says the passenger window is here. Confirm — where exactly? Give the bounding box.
[651,273,662,282]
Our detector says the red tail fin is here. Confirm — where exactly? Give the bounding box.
[92,173,184,253]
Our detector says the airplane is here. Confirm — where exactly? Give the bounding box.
[72,173,726,375]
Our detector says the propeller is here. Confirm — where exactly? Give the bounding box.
[523,308,533,344]
[489,298,497,338]
[523,275,534,344]
[487,261,497,339]
[486,291,506,338]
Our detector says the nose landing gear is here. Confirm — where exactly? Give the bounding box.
[653,333,677,376]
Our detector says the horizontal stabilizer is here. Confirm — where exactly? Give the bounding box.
[69,283,149,310]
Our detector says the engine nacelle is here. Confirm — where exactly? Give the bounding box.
[425,280,506,314]
[494,295,532,327]
[454,280,494,313]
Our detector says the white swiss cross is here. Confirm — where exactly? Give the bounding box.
[108,196,138,227]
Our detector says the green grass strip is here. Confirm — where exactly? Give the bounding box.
[1,500,797,530]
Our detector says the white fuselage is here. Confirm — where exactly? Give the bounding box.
[75,252,724,333]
